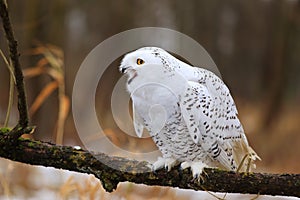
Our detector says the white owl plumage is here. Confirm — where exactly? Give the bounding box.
[120,47,260,177]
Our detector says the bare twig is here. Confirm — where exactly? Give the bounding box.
[0,0,29,139]
[0,49,15,127]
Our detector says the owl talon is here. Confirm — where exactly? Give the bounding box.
[180,161,191,170]
[151,157,165,171]
[152,157,177,172]
[192,174,206,183]
[181,161,208,182]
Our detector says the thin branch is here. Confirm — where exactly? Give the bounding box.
[0,49,15,127]
[4,71,14,127]
[0,131,298,197]
[0,0,29,139]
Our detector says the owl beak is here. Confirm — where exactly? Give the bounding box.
[120,66,130,73]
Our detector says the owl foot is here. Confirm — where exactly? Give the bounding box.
[151,157,177,171]
[181,161,208,182]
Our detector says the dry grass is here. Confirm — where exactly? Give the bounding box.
[23,44,70,145]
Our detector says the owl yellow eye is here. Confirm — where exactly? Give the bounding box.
[136,58,145,65]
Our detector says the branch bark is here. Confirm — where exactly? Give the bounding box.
[0,0,29,140]
[0,130,299,197]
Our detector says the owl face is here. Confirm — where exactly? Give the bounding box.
[119,47,165,74]
[120,47,166,84]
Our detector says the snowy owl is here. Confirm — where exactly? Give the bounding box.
[119,47,260,178]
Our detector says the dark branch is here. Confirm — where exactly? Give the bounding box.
[0,130,299,197]
[0,0,29,140]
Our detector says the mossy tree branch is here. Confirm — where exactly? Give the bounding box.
[0,130,299,197]
[0,0,29,140]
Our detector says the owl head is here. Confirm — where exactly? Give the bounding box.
[120,47,169,75]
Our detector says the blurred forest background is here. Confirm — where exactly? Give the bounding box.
[0,0,300,199]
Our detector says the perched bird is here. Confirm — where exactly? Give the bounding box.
[119,47,260,178]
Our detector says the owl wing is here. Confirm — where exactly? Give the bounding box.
[179,68,259,171]
[132,98,144,138]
